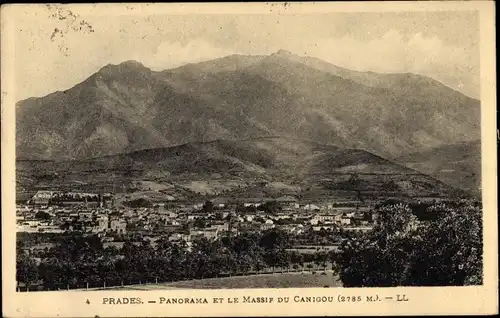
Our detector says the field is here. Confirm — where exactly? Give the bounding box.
[104,272,342,290]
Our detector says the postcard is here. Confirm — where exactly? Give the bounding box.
[1,1,497,317]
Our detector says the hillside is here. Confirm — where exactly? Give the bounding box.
[16,137,462,203]
[16,50,480,161]
[394,140,481,194]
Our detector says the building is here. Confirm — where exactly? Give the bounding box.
[275,213,290,220]
[280,224,300,233]
[201,229,218,240]
[340,216,351,225]
[260,223,275,231]
[345,212,356,218]
[78,211,93,219]
[169,233,183,242]
[210,222,229,232]
[303,204,320,211]
[101,193,114,208]
[31,191,60,205]
[343,226,373,233]
[17,220,41,232]
[123,209,134,217]
[294,224,305,234]
[159,210,178,219]
[189,229,218,240]
[37,225,64,233]
[312,214,336,222]
[24,220,43,227]
[94,215,109,232]
[109,219,127,234]
[312,225,337,231]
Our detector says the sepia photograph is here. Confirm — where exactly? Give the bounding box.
[1,2,497,317]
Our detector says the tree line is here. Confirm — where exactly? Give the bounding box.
[17,199,483,290]
[17,228,332,291]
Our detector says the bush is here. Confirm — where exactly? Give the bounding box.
[124,198,152,208]
[337,201,482,287]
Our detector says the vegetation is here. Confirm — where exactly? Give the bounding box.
[17,228,320,290]
[16,200,482,290]
[202,200,214,213]
[34,211,51,220]
[258,201,282,214]
[337,200,482,287]
[152,272,341,289]
[123,198,152,208]
[235,200,283,214]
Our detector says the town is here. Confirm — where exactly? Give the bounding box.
[17,190,376,250]
[15,181,482,292]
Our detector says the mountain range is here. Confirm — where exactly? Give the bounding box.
[16,137,463,202]
[15,50,481,193]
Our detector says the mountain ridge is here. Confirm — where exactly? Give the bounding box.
[16,49,480,163]
[17,137,464,201]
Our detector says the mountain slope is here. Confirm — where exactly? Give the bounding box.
[241,51,480,155]
[16,50,480,160]
[17,137,462,202]
[394,140,481,194]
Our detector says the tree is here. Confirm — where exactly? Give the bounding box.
[383,180,399,192]
[290,251,304,267]
[202,200,214,213]
[193,217,207,229]
[214,212,224,220]
[35,211,51,220]
[347,174,360,189]
[259,228,291,250]
[16,251,39,286]
[337,201,483,287]
[275,249,292,270]
[235,202,246,213]
[314,251,329,270]
[259,201,282,214]
[124,198,152,208]
[411,201,482,285]
[18,224,304,289]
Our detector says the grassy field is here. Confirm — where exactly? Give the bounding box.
[109,272,342,290]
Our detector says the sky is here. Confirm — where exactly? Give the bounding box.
[12,5,480,101]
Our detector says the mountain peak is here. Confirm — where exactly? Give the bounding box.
[119,60,147,68]
[273,49,296,57]
[98,60,150,74]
